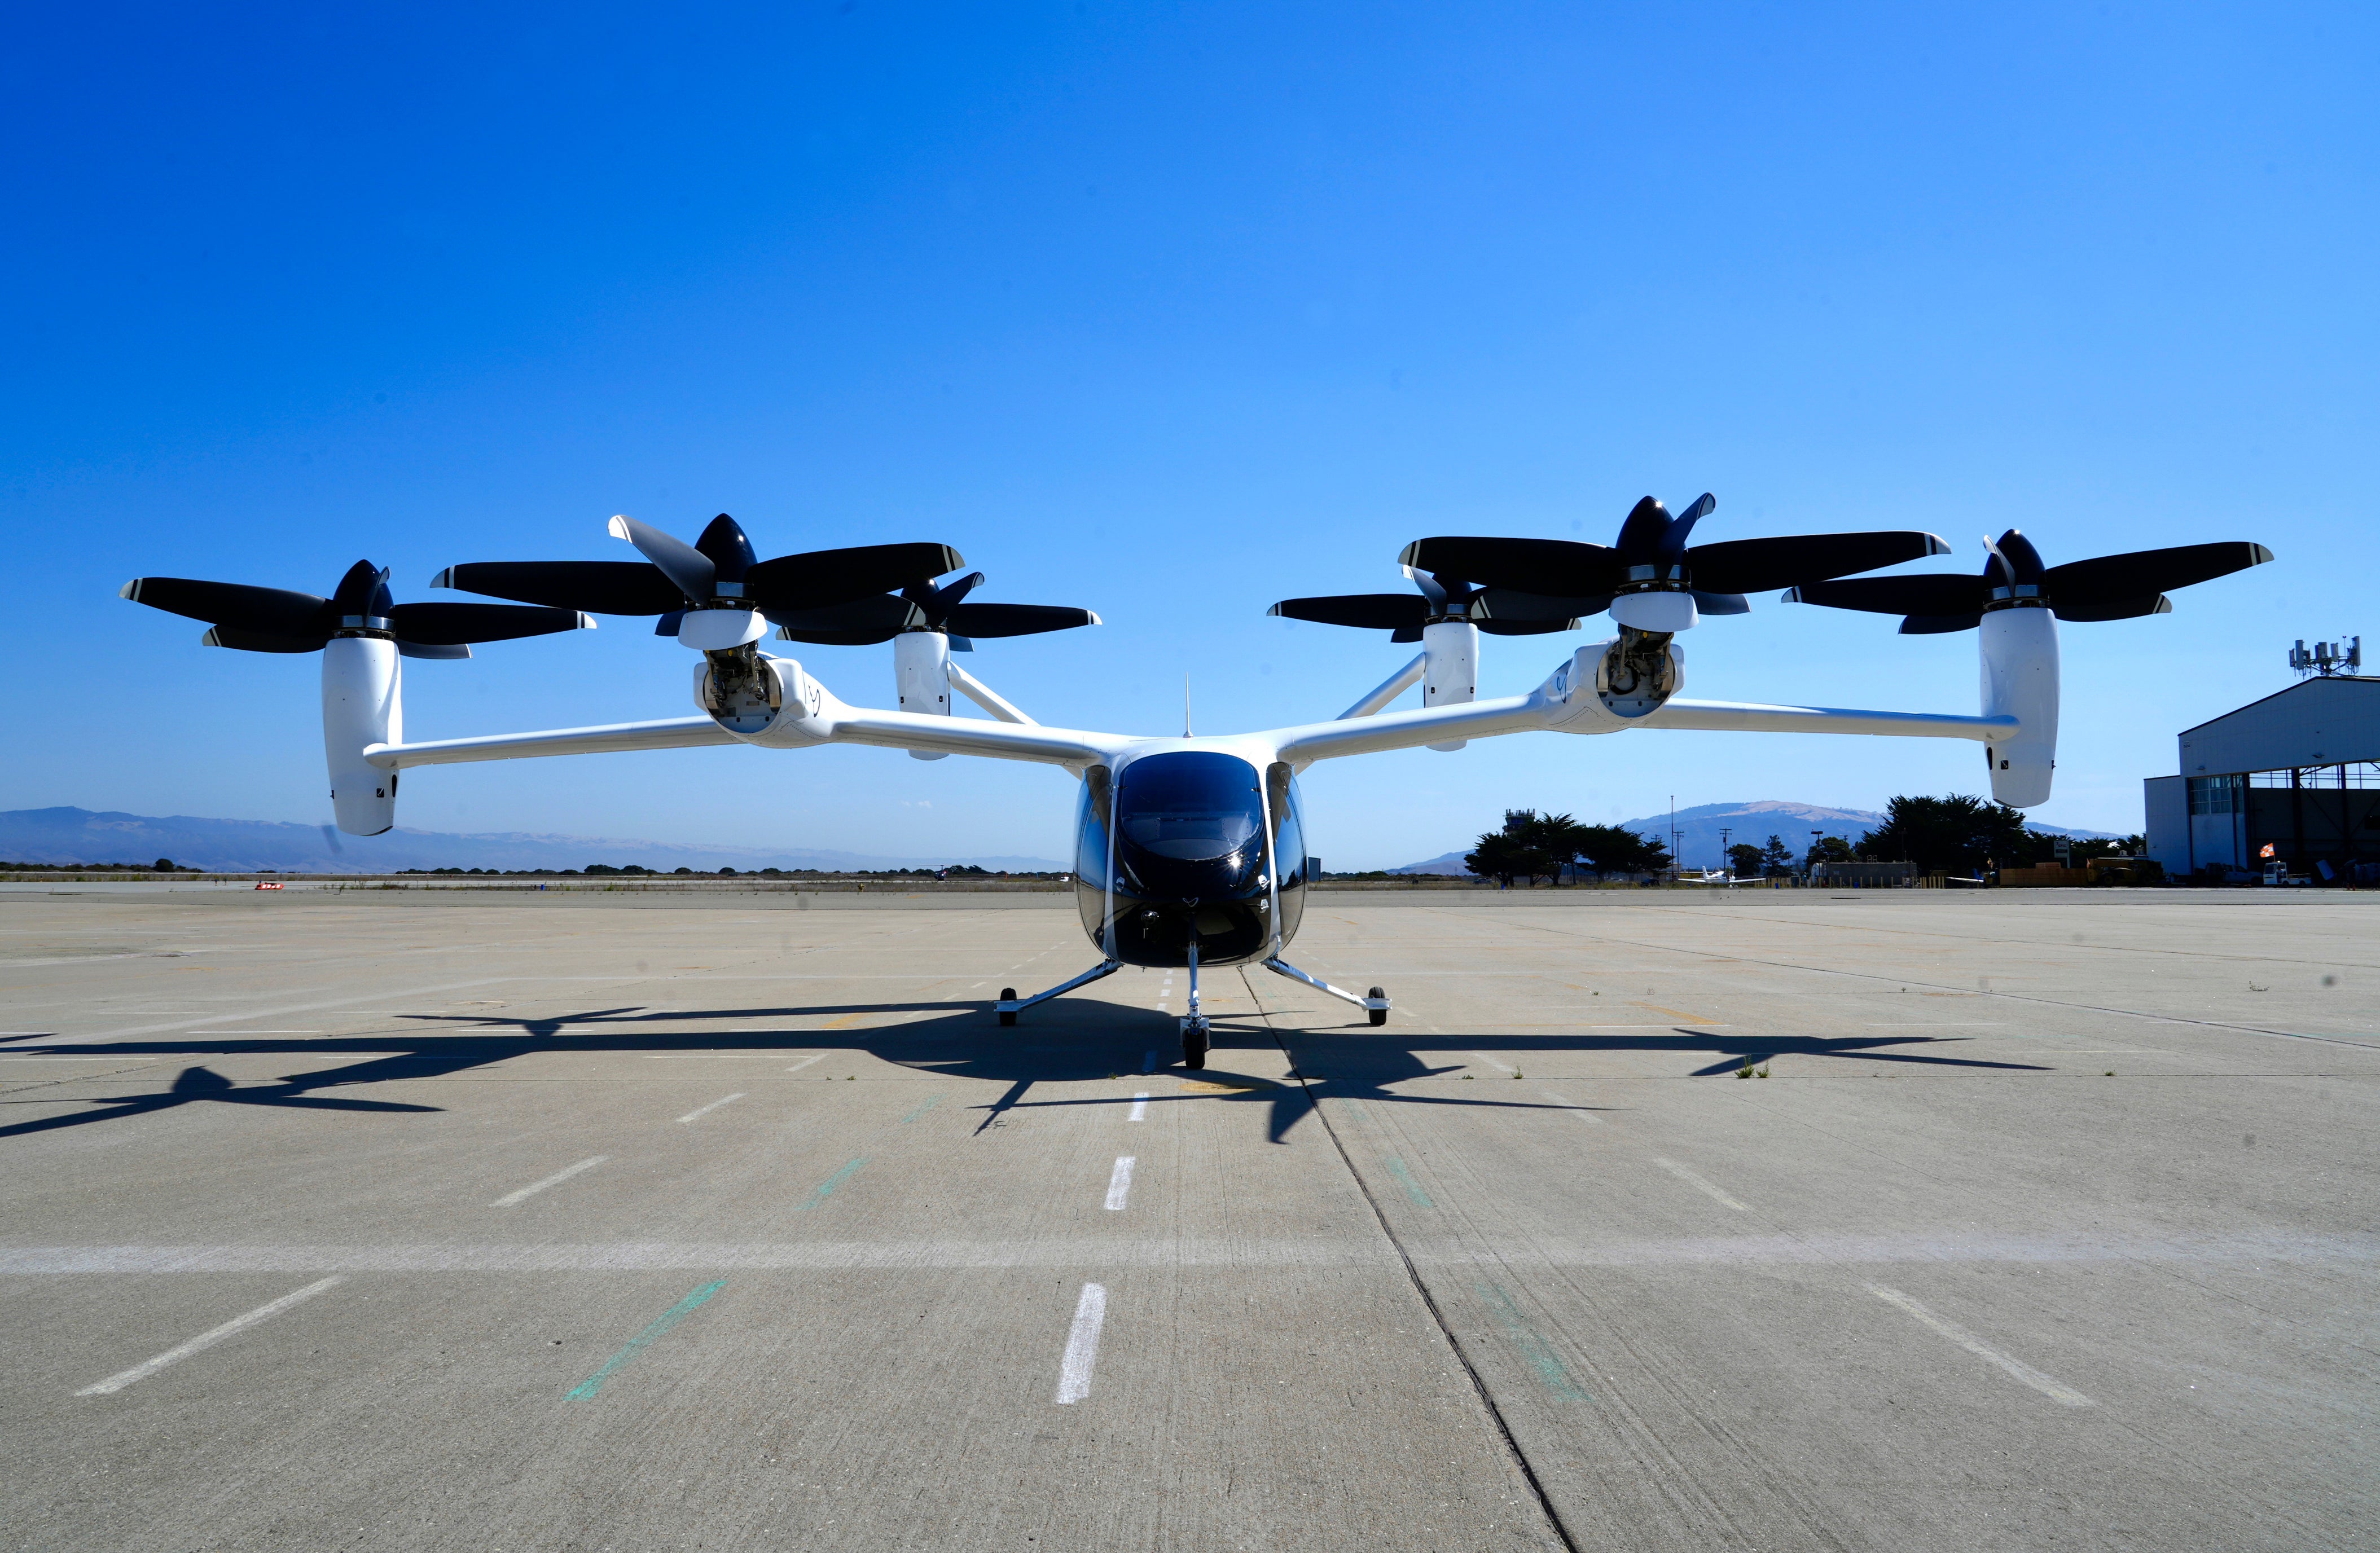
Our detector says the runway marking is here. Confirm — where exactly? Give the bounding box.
[899,1097,941,1123]
[783,1054,825,1074]
[822,1012,870,1030]
[676,1093,744,1124]
[204,1030,323,1036]
[491,1156,607,1208]
[1538,1089,1599,1123]
[77,1276,344,1396]
[1865,1283,2095,1407]
[1141,1049,1157,1075]
[793,1158,868,1210]
[646,1054,795,1060]
[567,1280,726,1400]
[1384,1156,1434,1208]
[1479,1282,1589,1401]
[1468,1052,1515,1075]
[1053,1282,1107,1404]
[1104,1156,1136,1210]
[11,1228,2370,1273]
[1127,1092,1149,1121]
[1863,1022,2006,1028]
[1634,1001,1719,1023]
[1653,1156,1748,1211]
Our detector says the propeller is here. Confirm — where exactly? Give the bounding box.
[1780,530,2273,634]
[1400,494,1949,632]
[121,560,593,659]
[433,513,965,651]
[1269,565,1586,643]
[771,567,1100,651]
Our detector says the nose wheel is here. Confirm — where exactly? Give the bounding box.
[1178,936,1208,1068]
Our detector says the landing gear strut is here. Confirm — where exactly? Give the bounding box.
[994,961,1120,1026]
[1261,957,1392,1026]
[1180,937,1210,1069]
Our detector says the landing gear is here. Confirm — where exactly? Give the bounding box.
[1179,936,1209,1069]
[1261,957,1392,1026]
[994,962,1120,1025]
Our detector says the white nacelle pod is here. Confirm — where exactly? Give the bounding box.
[1979,606,2058,807]
[324,635,401,836]
[1422,619,1478,752]
[893,630,952,760]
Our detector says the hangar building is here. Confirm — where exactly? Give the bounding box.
[2144,675,2380,881]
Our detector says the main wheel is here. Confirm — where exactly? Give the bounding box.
[1367,986,1389,1028]
[1182,1020,1209,1070]
[998,987,1017,1027]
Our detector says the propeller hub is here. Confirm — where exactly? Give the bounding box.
[337,615,394,633]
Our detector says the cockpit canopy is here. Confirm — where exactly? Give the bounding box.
[1071,749,1310,967]
[1114,751,1267,898]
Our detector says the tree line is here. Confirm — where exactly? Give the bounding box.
[1465,795,2144,886]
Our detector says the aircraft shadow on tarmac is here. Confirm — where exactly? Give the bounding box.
[0,985,2045,1146]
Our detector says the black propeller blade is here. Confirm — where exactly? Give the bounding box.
[1784,530,2271,633]
[1399,494,1950,611]
[122,560,591,657]
[2042,542,2273,601]
[437,513,967,621]
[1268,595,1432,632]
[771,568,1099,647]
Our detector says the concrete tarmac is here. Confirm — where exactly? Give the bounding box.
[0,887,2373,1551]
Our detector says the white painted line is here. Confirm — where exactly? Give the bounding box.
[1865,1283,2096,1407]
[1105,1156,1136,1210]
[1141,1049,1157,1075]
[77,1276,345,1396]
[1468,1052,1514,1075]
[491,1156,607,1208]
[1653,1156,1748,1212]
[1128,1092,1149,1122]
[677,1093,745,1124]
[1539,1089,1599,1124]
[783,1054,826,1074]
[1054,1282,1108,1404]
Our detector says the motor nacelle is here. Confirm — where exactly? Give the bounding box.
[694,650,822,741]
[324,636,401,835]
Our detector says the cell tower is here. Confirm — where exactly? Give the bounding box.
[2288,636,2363,678]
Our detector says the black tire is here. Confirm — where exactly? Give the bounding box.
[998,987,1017,1028]
[1183,1024,1208,1070]
[1367,986,1389,1028]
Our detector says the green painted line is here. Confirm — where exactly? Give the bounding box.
[898,1097,941,1124]
[565,1280,726,1400]
[1478,1282,1590,1401]
[793,1156,868,1210]
[1383,1155,1433,1208]
[1339,1099,1372,1123]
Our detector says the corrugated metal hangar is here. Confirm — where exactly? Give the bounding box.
[2144,675,2380,882]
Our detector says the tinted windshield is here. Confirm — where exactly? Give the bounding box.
[1118,753,1263,861]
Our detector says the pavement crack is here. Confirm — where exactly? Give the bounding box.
[1240,967,1583,1553]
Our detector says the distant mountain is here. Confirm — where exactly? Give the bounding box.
[1391,799,2123,874]
[0,808,1065,876]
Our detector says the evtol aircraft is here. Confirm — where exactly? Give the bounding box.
[122,499,2271,1068]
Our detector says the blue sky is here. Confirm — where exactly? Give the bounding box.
[4,2,2371,868]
